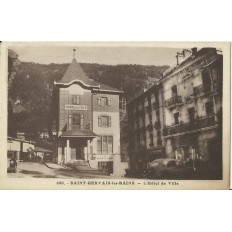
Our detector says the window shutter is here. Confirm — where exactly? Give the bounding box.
[80,115,84,130]
[77,96,80,105]
[98,97,101,105]
[107,97,111,106]
[72,95,76,105]
[108,116,111,127]
[98,116,101,127]
[68,115,72,129]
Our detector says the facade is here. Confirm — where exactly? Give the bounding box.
[7,137,35,161]
[161,48,222,178]
[127,85,164,173]
[54,57,127,176]
[127,47,223,178]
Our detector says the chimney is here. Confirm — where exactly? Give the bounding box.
[176,54,179,66]
[191,47,197,57]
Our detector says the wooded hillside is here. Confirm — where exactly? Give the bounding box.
[8,61,169,139]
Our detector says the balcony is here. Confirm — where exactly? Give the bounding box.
[164,95,183,108]
[163,115,217,136]
[193,83,220,96]
[146,123,153,132]
[154,121,161,130]
[152,102,159,109]
[145,106,152,113]
[193,84,212,96]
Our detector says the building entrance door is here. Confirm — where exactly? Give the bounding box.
[70,140,85,160]
[76,145,83,160]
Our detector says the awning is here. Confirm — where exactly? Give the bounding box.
[60,130,97,138]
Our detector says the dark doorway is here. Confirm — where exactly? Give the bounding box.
[202,69,211,91]
[171,85,177,97]
[207,139,222,179]
[188,107,195,122]
[205,101,214,116]
[174,112,179,124]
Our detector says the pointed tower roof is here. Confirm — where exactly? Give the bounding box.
[60,58,92,85]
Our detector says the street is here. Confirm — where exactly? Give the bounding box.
[7,162,114,179]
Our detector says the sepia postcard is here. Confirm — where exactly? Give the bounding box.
[0,42,230,190]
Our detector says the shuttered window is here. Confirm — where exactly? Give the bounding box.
[68,114,84,129]
[72,95,80,105]
[97,97,111,106]
[98,115,111,127]
[97,136,113,154]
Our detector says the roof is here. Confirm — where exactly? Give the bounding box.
[60,130,97,138]
[60,58,92,85]
[8,49,19,59]
[34,147,52,153]
[7,137,35,144]
[13,104,26,113]
[58,58,122,93]
[162,48,217,79]
[90,80,122,92]
[127,83,159,106]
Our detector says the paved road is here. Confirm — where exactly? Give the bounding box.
[7,162,112,179]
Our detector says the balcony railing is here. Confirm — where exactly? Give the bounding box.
[145,106,152,113]
[193,84,212,96]
[152,102,159,109]
[163,115,217,136]
[164,95,182,108]
[146,123,153,132]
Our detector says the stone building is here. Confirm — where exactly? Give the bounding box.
[127,47,223,178]
[127,85,164,172]
[54,55,127,176]
[161,48,222,177]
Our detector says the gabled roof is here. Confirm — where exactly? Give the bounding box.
[60,58,92,85]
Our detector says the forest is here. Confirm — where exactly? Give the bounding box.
[8,60,169,152]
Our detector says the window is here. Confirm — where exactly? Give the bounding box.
[68,114,83,129]
[97,97,111,106]
[98,161,113,174]
[174,112,179,124]
[72,95,80,105]
[171,85,177,96]
[205,101,214,116]
[98,115,111,127]
[97,135,113,154]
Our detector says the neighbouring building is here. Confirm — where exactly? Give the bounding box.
[7,137,35,161]
[161,48,222,177]
[127,84,164,173]
[53,54,127,176]
[127,47,223,178]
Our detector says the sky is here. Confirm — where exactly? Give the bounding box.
[10,45,186,67]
